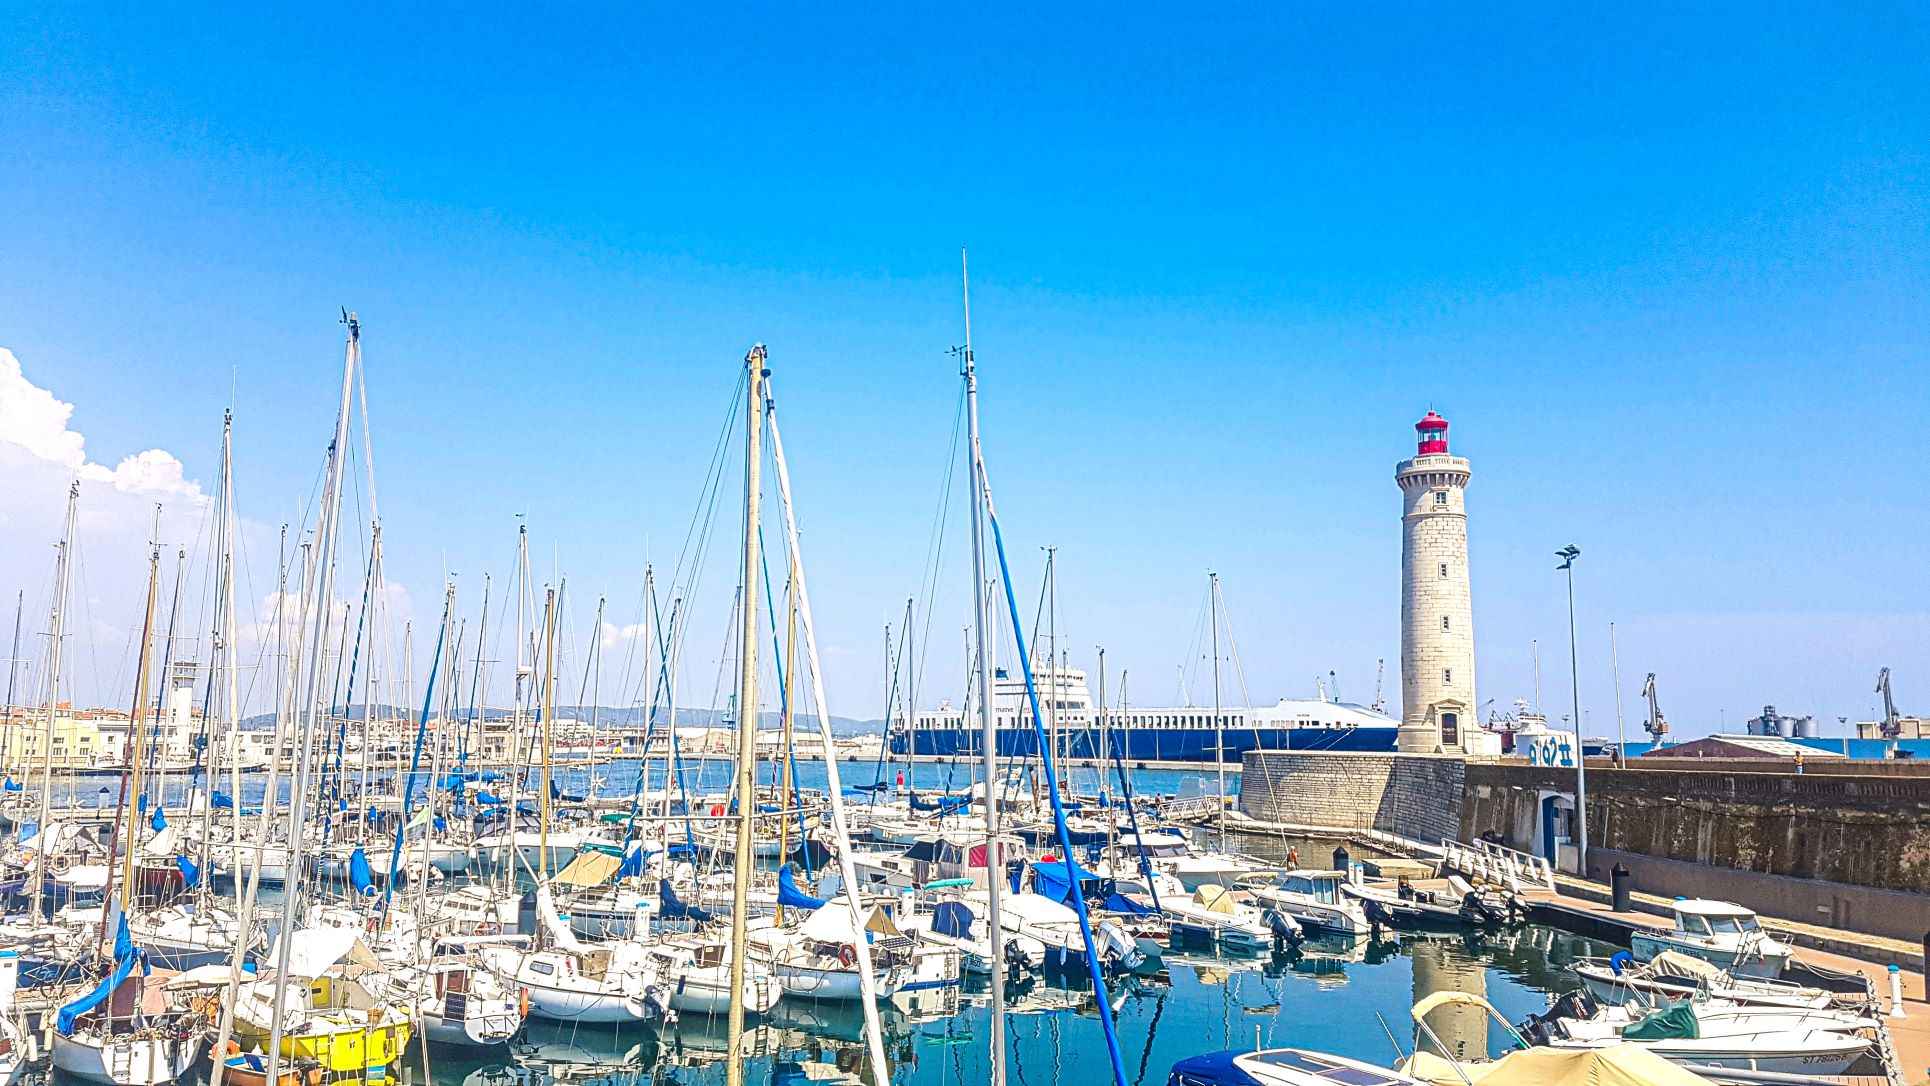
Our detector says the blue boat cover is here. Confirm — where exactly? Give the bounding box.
[475,791,503,805]
[1609,950,1633,974]
[1166,1051,1263,1086]
[777,866,826,911]
[660,879,713,922]
[349,848,377,896]
[211,791,234,809]
[57,916,138,1036]
[16,821,35,843]
[1102,891,1156,916]
[932,901,975,939]
[150,806,167,832]
[1,777,20,792]
[137,795,148,815]
[1030,859,1100,906]
[176,854,200,890]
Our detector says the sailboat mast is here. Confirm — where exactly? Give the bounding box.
[960,249,1007,1086]
[220,409,241,896]
[110,508,164,923]
[537,587,558,881]
[30,480,79,918]
[3,589,21,770]
[725,344,767,1086]
[902,596,916,797]
[1211,572,1225,841]
[266,310,363,1086]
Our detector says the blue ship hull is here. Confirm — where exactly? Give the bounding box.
[890,725,1397,762]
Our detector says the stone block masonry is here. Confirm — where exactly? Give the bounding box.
[1241,750,1467,843]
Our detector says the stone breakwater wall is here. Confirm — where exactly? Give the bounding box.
[1461,761,1930,896]
[1238,751,1467,843]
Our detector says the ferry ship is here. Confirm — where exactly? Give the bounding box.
[892,665,1398,762]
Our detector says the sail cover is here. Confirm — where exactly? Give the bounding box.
[57,914,139,1036]
[777,865,826,911]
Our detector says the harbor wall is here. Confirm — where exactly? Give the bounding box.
[1459,761,1930,901]
[1239,751,1465,842]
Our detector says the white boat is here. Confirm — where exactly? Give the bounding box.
[474,887,672,1024]
[640,931,781,1015]
[1629,900,1792,979]
[1574,951,1835,1011]
[125,903,252,971]
[747,903,910,1002]
[558,882,659,941]
[1242,870,1370,937]
[472,829,585,875]
[1168,1047,1427,1086]
[1154,880,1292,954]
[1519,991,1873,1077]
[50,949,196,1085]
[898,897,1044,974]
[375,955,523,1047]
[0,951,34,1086]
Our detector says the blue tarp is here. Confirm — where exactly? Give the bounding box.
[1101,891,1156,916]
[932,900,975,939]
[211,791,234,809]
[617,841,645,879]
[57,916,137,1035]
[660,880,713,923]
[1,777,20,792]
[1031,859,1102,906]
[17,821,36,843]
[176,855,200,890]
[149,806,167,832]
[137,795,148,814]
[475,791,503,805]
[349,849,377,896]
[777,866,826,911]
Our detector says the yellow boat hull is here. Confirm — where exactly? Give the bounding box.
[234,1014,412,1078]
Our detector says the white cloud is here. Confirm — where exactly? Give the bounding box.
[0,348,206,501]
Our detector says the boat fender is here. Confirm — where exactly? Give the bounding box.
[837,944,856,968]
[518,988,530,1018]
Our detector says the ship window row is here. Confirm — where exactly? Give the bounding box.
[914,713,1264,729]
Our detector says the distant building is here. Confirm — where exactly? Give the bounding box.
[1855,715,1928,740]
[1644,734,1846,760]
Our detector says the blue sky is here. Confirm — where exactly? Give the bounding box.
[1,6,1925,734]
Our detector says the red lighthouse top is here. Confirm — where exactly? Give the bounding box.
[1415,411,1449,455]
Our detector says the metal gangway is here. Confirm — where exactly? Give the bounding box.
[1439,837,1557,894]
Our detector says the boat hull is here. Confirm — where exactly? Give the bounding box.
[52,1033,196,1085]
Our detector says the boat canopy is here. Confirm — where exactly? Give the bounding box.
[1670,899,1755,918]
[1646,950,1726,983]
[932,901,975,939]
[1193,885,1239,914]
[553,849,622,888]
[1403,1043,1718,1086]
[1621,1003,1699,1041]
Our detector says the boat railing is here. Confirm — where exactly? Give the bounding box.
[1439,837,1556,894]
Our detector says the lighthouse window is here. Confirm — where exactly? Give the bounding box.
[1442,616,1450,631]
[1439,562,1449,578]
[1443,668,1453,684]
[1433,490,1448,507]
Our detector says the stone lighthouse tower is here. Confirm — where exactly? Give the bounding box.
[1397,410,1475,754]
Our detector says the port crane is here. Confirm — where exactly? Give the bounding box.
[1641,673,1670,741]
[1876,667,1901,739]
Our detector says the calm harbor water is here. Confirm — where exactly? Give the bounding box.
[357,925,1612,1086]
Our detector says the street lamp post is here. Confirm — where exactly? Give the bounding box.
[1557,544,1588,879]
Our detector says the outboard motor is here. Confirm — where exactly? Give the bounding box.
[1003,936,1030,973]
[1362,898,1395,938]
[1261,908,1303,949]
[1094,920,1145,974]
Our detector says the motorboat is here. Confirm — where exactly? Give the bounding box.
[1241,870,1371,936]
[1629,901,1792,979]
[1518,991,1873,1077]
[1575,951,1835,1011]
[1154,881,1294,955]
[230,928,415,1081]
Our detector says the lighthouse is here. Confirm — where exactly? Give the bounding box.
[1397,410,1475,754]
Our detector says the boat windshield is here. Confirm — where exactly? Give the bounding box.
[1708,914,1758,935]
